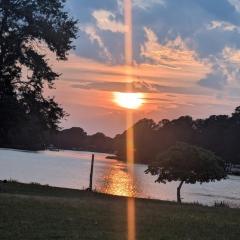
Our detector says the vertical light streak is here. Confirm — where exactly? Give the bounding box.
[124,1,136,240]
[126,110,134,166]
[126,109,136,240]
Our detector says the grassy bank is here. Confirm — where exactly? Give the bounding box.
[0,181,240,240]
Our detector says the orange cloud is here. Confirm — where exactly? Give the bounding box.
[141,27,208,72]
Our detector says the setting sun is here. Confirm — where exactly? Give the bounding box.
[114,92,144,109]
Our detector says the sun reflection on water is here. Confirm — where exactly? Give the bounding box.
[98,165,137,197]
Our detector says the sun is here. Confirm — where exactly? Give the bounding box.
[113,92,144,109]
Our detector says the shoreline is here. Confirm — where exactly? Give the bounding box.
[0,180,239,209]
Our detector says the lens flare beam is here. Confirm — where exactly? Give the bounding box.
[124,1,136,240]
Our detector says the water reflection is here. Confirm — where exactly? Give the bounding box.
[97,163,138,197]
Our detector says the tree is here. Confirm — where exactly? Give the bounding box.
[0,0,77,148]
[87,132,113,153]
[145,142,227,203]
[113,118,157,163]
[155,116,196,153]
[49,127,87,149]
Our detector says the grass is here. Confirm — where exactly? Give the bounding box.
[0,181,240,240]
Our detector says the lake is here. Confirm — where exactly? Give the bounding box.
[0,149,239,207]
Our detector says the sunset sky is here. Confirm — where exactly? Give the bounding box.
[48,0,240,136]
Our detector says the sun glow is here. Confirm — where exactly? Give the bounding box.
[114,92,144,109]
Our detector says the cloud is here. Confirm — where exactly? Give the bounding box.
[222,47,240,86]
[140,27,207,70]
[71,80,159,93]
[228,0,240,12]
[92,10,125,33]
[207,20,240,32]
[133,0,166,10]
[80,25,112,61]
[68,0,240,67]
[198,69,228,90]
[223,46,240,65]
[116,0,165,12]
[53,52,209,89]
[198,46,240,90]
[71,79,212,96]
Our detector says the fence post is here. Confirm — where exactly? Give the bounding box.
[88,154,95,191]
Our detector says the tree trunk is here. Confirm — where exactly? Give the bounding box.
[177,180,184,203]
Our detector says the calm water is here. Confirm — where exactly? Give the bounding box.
[0,149,239,207]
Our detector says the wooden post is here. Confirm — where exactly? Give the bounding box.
[89,154,95,191]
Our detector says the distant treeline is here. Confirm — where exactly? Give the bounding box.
[0,126,114,154]
[1,106,240,165]
[46,128,113,153]
[114,106,240,165]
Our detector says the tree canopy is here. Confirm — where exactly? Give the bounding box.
[145,142,227,203]
[0,0,77,149]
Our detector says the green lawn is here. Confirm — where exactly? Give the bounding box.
[0,181,240,240]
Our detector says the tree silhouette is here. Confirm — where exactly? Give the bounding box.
[114,106,240,166]
[145,142,227,203]
[114,118,157,163]
[0,0,77,148]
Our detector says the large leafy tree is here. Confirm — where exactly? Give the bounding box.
[146,142,227,203]
[114,118,158,163]
[0,0,77,148]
